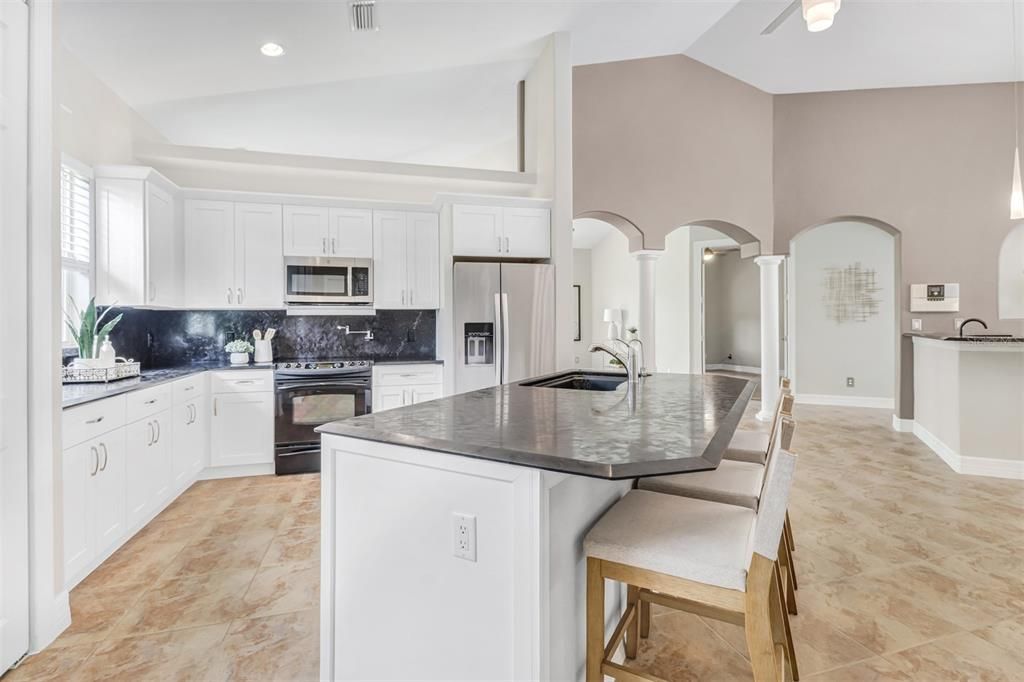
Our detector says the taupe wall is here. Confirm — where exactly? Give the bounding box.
[704,250,761,369]
[573,54,774,252]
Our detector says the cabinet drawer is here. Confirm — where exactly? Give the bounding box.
[172,373,208,403]
[125,384,173,423]
[373,364,443,387]
[63,396,126,448]
[210,370,274,394]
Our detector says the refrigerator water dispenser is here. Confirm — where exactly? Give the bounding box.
[464,323,494,366]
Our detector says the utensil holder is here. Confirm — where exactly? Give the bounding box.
[254,340,273,364]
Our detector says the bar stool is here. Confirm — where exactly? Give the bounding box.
[724,391,794,465]
[585,445,798,682]
[639,418,800,617]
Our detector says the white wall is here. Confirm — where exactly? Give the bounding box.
[587,229,635,369]
[654,228,691,373]
[704,250,761,369]
[792,221,896,402]
[999,223,1024,320]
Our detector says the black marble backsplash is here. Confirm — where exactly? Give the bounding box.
[86,309,436,368]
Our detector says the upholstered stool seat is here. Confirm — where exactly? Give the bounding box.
[585,490,754,591]
[638,460,765,510]
[725,430,772,464]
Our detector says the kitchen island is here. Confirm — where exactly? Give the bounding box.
[317,372,755,681]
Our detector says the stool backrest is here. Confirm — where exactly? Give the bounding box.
[745,441,797,564]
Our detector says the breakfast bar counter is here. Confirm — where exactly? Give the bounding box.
[317,373,755,681]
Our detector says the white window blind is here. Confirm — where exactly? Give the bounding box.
[61,163,92,265]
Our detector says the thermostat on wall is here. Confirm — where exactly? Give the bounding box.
[910,283,960,312]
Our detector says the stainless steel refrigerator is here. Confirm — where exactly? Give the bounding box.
[454,262,556,393]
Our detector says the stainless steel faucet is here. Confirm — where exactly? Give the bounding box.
[337,325,374,341]
[589,339,640,395]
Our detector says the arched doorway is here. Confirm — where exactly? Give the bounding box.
[789,218,901,408]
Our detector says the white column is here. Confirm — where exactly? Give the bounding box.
[633,251,660,372]
[755,255,786,421]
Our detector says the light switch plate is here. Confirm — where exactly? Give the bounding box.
[954,317,965,331]
[911,319,922,331]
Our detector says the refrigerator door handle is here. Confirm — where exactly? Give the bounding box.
[501,292,511,382]
[494,293,503,385]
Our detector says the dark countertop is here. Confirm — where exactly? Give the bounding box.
[317,372,756,480]
[62,362,274,409]
[373,359,444,365]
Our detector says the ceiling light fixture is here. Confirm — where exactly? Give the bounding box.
[1011,0,1024,219]
[260,42,285,57]
[801,0,841,32]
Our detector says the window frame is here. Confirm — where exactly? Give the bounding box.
[60,154,95,348]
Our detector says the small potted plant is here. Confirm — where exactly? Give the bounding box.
[64,296,122,368]
[225,339,254,365]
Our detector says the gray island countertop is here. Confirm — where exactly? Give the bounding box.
[317,372,756,479]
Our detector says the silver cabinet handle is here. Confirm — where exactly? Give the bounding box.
[86,415,104,425]
[147,421,154,446]
[410,389,417,404]
[401,389,408,406]
[190,404,197,424]
[505,236,510,253]
[410,289,414,305]
[235,380,255,385]
[331,237,337,254]
[154,419,161,444]
[237,288,244,304]
[99,442,108,471]
[227,287,234,304]
[144,398,157,405]
[89,446,99,476]
[497,236,502,253]
[323,237,328,254]
[184,385,195,392]
[401,290,406,305]
[213,398,218,417]
[186,404,193,424]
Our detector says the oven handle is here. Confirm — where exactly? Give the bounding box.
[276,380,370,391]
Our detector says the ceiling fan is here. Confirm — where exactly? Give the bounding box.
[761,0,842,35]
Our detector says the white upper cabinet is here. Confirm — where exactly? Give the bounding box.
[329,208,373,258]
[184,200,283,308]
[452,204,550,258]
[282,205,330,257]
[452,205,503,257]
[372,211,439,310]
[95,167,182,308]
[234,203,284,308]
[184,199,236,308]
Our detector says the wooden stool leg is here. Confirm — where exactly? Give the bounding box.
[777,539,798,615]
[772,563,800,681]
[625,585,640,659]
[639,598,651,639]
[785,534,799,591]
[586,558,605,682]
[785,511,796,552]
[745,555,782,682]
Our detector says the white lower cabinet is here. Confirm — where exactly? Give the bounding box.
[125,410,173,530]
[372,364,444,412]
[211,390,274,467]
[172,393,208,490]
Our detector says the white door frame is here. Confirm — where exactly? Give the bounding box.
[0,0,31,672]
[689,237,736,374]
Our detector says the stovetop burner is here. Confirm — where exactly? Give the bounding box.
[275,358,373,371]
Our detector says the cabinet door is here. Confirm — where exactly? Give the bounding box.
[283,205,330,257]
[91,430,126,559]
[502,207,550,258]
[372,211,408,309]
[210,392,274,466]
[146,182,180,306]
[409,385,442,405]
[62,440,95,581]
[235,203,284,308]
[452,205,503,257]
[374,387,406,412]
[95,178,146,307]
[172,396,208,489]
[124,418,156,529]
[149,411,174,508]
[184,199,235,308]
[407,212,440,309]
[329,208,373,258]
[188,395,209,477]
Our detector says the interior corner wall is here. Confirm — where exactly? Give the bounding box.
[572,53,774,251]
[653,228,692,373]
[56,45,165,166]
[587,229,636,369]
[703,251,761,369]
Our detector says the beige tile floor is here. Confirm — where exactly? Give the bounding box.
[3,474,321,682]
[5,403,1024,681]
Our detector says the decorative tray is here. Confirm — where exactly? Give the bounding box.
[62,361,141,384]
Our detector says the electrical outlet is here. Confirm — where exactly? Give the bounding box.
[846,377,855,388]
[911,319,923,331]
[954,317,965,332]
[452,513,477,562]
[574,355,581,365]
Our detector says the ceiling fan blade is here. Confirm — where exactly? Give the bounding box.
[761,0,801,35]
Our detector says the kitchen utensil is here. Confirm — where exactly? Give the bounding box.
[253,329,263,341]
[265,328,276,340]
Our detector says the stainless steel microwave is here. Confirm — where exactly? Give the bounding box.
[283,257,373,305]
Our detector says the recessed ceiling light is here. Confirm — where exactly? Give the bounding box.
[260,42,285,57]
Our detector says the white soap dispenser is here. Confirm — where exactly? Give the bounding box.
[98,338,116,368]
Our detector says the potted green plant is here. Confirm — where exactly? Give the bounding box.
[225,339,254,365]
[64,297,122,368]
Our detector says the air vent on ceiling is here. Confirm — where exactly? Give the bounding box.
[350,1,379,32]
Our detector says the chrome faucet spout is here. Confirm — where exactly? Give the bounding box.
[588,340,642,400]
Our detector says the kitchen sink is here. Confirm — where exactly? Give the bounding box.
[520,371,628,391]
[943,335,1024,342]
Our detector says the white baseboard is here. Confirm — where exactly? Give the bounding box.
[891,415,914,432]
[29,590,70,654]
[199,463,275,480]
[707,363,762,375]
[912,422,1024,480]
[795,393,895,410]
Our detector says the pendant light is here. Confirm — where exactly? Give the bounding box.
[1012,0,1024,219]
[802,0,841,33]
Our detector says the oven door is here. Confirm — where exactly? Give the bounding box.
[283,257,373,305]
[274,377,371,474]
